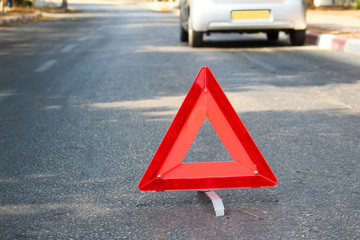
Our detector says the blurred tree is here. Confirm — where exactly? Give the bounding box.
[13,0,33,6]
[306,0,315,8]
[355,0,360,9]
[62,0,67,10]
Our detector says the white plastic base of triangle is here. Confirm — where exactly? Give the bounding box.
[205,191,225,217]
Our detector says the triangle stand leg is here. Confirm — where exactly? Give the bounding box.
[204,191,225,217]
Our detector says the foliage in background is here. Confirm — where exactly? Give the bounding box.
[13,0,32,6]
[355,0,360,9]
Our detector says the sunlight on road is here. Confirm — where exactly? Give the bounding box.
[84,81,360,122]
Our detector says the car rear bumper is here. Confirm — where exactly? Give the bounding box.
[190,0,306,32]
[208,21,298,32]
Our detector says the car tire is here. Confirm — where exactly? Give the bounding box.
[267,31,279,42]
[290,30,306,46]
[188,16,202,47]
[180,24,188,42]
[189,30,202,47]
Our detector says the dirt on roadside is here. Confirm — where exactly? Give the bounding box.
[307,26,360,39]
[1,6,36,16]
[1,5,71,16]
[307,9,360,39]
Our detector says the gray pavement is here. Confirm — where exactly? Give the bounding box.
[0,1,360,239]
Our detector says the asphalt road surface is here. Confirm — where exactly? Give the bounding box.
[1,1,359,239]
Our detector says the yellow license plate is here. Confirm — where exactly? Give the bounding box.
[232,10,269,20]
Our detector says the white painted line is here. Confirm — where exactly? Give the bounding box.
[345,39,360,57]
[60,44,76,53]
[205,191,225,217]
[0,90,15,103]
[318,34,335,49]
[78,36,89,42]
[34,59,57,72]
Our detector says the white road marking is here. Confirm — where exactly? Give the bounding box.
[34,59,57,72]
[60,44,76,53]
[0,90,15,103]
[78,37,89,42]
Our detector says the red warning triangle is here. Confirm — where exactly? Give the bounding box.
[138,67,277,191]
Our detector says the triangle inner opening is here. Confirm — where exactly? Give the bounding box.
[182,118,233,163]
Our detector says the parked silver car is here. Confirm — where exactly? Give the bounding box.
[180,0,307,47]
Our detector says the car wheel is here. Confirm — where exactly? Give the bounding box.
[267,31,279,42]
[180,24,188,42]
[188,16,202,47]
[290,30,306,46]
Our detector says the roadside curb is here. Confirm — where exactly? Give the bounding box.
[306,31,360,57]
[0,12,42,25]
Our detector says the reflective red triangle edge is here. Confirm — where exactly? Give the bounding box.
[138,67,277,191]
